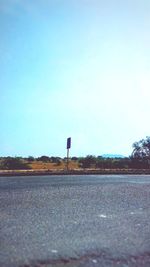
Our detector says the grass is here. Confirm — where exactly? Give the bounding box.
[29,160,79,170]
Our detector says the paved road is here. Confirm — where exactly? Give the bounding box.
[0,175,150,267]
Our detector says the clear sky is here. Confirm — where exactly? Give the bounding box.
[0,0,150,157]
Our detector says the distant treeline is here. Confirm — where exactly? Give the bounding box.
[0,136,150,170]
[0,156,62,170]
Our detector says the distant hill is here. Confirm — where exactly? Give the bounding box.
[101,154,125,158]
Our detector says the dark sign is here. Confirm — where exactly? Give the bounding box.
[67,137,71,149]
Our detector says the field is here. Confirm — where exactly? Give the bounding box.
[1,158,150,176]
[29,160,79,171]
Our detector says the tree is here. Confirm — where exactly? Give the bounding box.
[1,157,31,170]
[37,156,50,162]
[50,157,62,163]
[131,136,150,168]
[132,136,150,159]
[79,155,96,168]
[71,157,78,161]
[27,156,35,162]
[95,157,104,168]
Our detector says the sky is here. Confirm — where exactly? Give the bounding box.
[0,0,150,157]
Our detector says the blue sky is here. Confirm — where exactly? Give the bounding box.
[0,0,150,157]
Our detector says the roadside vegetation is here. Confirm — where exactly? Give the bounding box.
[0,136,150,170]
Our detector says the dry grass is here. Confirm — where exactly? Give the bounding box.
[29,160,79,170]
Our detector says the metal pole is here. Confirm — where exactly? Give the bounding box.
[67,148,69,170]
[66,137,71,171]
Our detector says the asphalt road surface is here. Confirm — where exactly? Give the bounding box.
[0,175,150,267]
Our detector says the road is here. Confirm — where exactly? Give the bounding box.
[0,175,150,267]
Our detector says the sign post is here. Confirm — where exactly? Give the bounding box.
[66,137,71,170]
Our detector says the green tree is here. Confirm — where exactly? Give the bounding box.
[37,156,50,162]
[79,155,96,168]
[71,157,78,161]
[131,136,150,168]
[27,156,35,162]
[132,136,150,159]
[50,157,62,163]
[1,157,31,170]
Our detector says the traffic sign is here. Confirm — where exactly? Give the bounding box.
[67,137,71,149]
